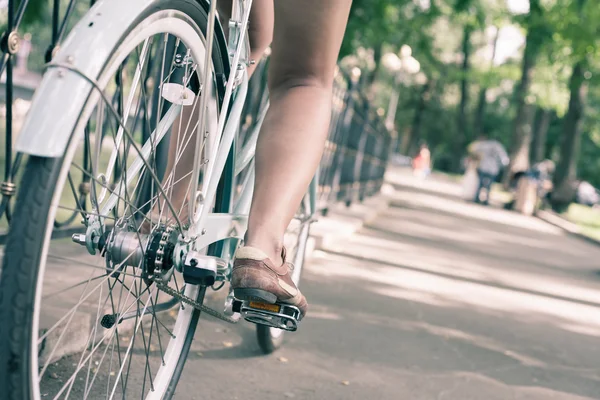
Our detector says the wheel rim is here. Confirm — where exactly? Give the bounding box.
[29,11,220,399]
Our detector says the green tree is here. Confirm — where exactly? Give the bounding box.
[503,0,549,185]
[473,26,500,138]
[550,0,599,209]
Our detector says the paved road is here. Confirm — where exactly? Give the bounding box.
[168,172,600,400]
[34,170,600,399]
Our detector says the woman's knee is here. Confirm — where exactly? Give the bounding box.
[268,71,334,96]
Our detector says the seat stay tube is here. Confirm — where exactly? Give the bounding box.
[189,0,218,221]
[189,0,253,231]
[191,72,248,237]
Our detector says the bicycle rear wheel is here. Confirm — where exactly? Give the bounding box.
[0,1,230,399]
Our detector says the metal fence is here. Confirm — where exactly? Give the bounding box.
[318,69,393,210]
[0,0,393,231]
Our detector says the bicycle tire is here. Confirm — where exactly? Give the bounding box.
[256,199,312,354]
[0,0,231,398]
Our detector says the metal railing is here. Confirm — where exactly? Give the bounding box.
[318,69,392,209]
[0,0,393,234]
[240,65,394,213]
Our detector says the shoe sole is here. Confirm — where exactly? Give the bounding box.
[234,288,278,304]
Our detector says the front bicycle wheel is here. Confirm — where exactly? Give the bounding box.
[0,1,230,399]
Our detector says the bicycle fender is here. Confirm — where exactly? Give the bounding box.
[16,0,165,158]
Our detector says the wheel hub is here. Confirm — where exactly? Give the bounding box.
[144,226,178,281]
[73,224,182,283]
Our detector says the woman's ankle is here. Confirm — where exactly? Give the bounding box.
[243,235,284,266]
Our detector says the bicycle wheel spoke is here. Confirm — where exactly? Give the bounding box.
[149,293,169,365]
[66,172,86,221]
[99,38,152,201]
[56,205,118,221]
[71,162,153,225]
[107,274,128,395]
[39,249,143,346]
[39,267,98,379]
[139,317,155,395]
[50,311,127,400]
[66,283,105,399]
[42,274,107,299]
[46,253,143,278]
[111,285,157,398]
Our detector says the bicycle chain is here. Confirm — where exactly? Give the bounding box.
[155,281,239,324]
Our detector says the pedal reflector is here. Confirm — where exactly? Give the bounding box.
[248,301,281,313]
[239,301,301,331]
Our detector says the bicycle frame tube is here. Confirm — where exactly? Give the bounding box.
[189,0,253,232]
[188,0,217,221]
[191,69,248,238]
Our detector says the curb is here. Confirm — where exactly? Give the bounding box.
[536,209,600,247]
[308,183,394,255]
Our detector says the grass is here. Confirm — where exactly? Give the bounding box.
[561,203,600,241]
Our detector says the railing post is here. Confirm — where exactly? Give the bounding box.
[330,72,358,205]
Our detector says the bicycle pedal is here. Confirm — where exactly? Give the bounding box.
[232,300,301,332]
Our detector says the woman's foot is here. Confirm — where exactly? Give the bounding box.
[231,246,308,319]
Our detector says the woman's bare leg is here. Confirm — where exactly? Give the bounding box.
[244,0,352,264]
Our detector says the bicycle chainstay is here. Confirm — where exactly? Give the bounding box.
[155,280,239,324]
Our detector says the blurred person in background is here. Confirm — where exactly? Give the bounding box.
[576,181,600,207]
[412,142,431,179]
[532,159,555,204]
[504,159,555,211]
[462,138,482,201]
[468,133,509,205]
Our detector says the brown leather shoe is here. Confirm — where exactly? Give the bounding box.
[231,246,308,319]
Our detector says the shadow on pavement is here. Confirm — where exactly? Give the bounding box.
[300,253,600,399]
[282,173,600,399]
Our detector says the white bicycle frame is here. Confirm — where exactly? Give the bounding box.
[186,0,261,250]
[13,0,316,254]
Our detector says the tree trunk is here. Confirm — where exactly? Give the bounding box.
[366,43,383,101]
[473,89,487,139]
[509,103,536,177]
[406,80,433,156]
[551,62,587,211]
[473,27,500,138]
[503,0,544,187]
[531,108,551,163]
[453,25,472,171]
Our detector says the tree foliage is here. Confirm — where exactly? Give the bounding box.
[338,0,600,205]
